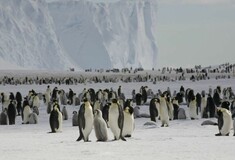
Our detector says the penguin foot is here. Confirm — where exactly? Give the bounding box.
[120,136,127,141]
[124,135,131,138]
[161,124,164,127]
[191,118,195,120]
[226,133,229,136]
[233,134,235,136]
[76,135,83,142]
[215,133,222,136]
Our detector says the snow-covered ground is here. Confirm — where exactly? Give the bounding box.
[0,70,235,160]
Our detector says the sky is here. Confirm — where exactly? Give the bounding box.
[156,0,235,68]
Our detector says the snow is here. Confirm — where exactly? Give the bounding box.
[0,69,235,160]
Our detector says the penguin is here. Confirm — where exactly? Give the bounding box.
[159,95,169,127]
[108,99,126,141]
[49,103,62,133]
[149,98,159,122]
[93,109,108,142]
[72,111,79,126]
[102,102,110,124]
[233,119,235,136]
[28,112,38,124]
[189,96,198,120]
[201,91,207,118]
[215,108,232,136]
[178,108,186,119]
[62,106,68,120]
[172,97,179,120]
[122,106,135,137]
[206,95,216,118]
[15,92,22,116]
[135,93,142,105]
[76,98,94,142]
[7,101,16,125]
[0,108,8,125]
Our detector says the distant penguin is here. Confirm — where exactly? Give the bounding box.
[201,92,207,118]
[159,95,169,127]
[76,99,94,142]
[28,112,38,124]
[233,119,235,136]
[62,106,68,120]
[172,98,179,120]
[133,106,140,118]
[0,109,8,125]
[94,109,108,141]
[122,106,135,137]
[108,99,126,141]
[178,108,186,119]
[15,92,22,116]
[102,102,110,124]
[7,101,16,125]
[207,95,216,118]
[135,93,142,105]
[215,108,232,136]
[149,98,159,122]
[189,96,198,120]
[72,111,79,126]
[49,103,63,133]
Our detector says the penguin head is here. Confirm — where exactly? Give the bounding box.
[73,111,77,114]
[112,98,118,104]
[95,109,102,117]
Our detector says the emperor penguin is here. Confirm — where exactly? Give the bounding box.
[233,119,235,136]
[49,103,63,133]
[28,111,38,124]
[62,106,68,120]
[0,108,8,125]
[122,106,135,137]
[7,101,16,125]
[215,107,232,136]
[108,99,126,141]
[94,109,108,141]
[159,95,169,127]
[189,96,198,120]
[149,98,159,122]
[72,111,79,126]
[23,105,32,124]
[76,98,94,142]
[201,91,207,118]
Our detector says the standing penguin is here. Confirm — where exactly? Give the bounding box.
[149,98,159,122]
[76,99,94,142]
[215,108,232,136]
[94,109,108,142]
[189,96,198,120]
[49,103,63,133]
[0,108,8,125]
[172,97,179,120]
[7,101,16,125]
[159,95,169,127]
[122,106,135,137]
[62,106,68,120]
[108,99,126,141]
[72,111,79,126]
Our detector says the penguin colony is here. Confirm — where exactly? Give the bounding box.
[1,65,235,141]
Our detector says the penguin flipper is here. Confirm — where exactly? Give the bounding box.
[79,104,86,129]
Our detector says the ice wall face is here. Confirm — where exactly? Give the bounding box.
[0,0,78,70]
[49,0,158,69]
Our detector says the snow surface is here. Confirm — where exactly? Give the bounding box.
[0,70,235,160]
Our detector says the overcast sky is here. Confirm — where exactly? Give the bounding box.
[156,0,235,68]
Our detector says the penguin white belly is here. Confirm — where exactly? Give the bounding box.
[220,111,232,135]
[168,103,174,120]
[122,112,134,136]
[82,108,94,140]
[201,98,207,118]
[55,111,63,132]
[23,106,32,124]
[189,100,197,119]
[108,110,120,139]
[160,104,169,125]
